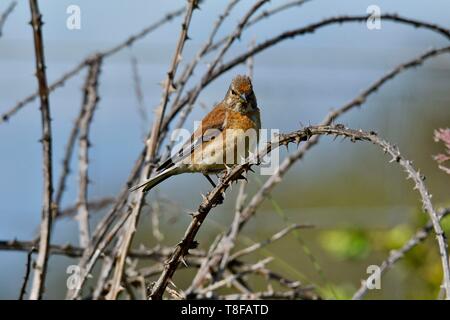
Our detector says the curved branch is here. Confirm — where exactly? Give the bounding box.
[0,6,185,125]
[62,17,450,289]
[149,125,450,300]
[189,45,450,291]
[352,207,450,300]
[163,13,450,128]
[238,45,450,230]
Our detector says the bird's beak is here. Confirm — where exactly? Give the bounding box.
[240,93,247,103]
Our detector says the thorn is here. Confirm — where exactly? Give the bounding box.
[190,212,200,218]
[190,240,199,249]
[193,1,201,10]
[225,164,233,174]
[180,256,188,268]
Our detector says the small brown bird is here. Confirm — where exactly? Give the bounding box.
[131,75,261,192]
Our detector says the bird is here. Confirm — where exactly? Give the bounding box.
[130,74,261,193]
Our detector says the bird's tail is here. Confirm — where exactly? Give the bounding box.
[129,167,178,193]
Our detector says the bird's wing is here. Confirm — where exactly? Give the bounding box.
[157,104,227,171]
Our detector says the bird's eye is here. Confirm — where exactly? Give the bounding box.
[231,89,238,95]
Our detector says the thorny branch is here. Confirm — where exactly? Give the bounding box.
[162,13,450,129]
[104,0,200,300]
[163,0,242,155]
[238,45,450,231]
[352,207,450,300]
[77,58,102,247]
[149,125,450,299]
[0,239,205,261]
[0,6,185,125]
[28,0,54,300]
[188,44,450,294]
[2,1,449,301]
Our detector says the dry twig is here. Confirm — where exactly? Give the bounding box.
[28,0,54,300]
[76,58,102,247]
[0,239,205,260]
[150,125,450,299]
[105,0,200,300]
[18,247,35,300]
[352,207,450,300]
[0,1,16,37]
[188,45,450,293]
[0,6,185,125]
[162,14,450,130]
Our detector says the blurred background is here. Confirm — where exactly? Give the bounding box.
[0,0,449,299]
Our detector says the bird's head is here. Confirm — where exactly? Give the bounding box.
[224,75,257,113]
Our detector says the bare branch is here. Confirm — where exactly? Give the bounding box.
[161,0,269,146]
[163,14,450,129]
[0,1,16,37]
[0,6,185,125]
[197,257,273,295]
[77,19,450,293]
[130,55,148,137]
[237,46,450,232]
[229,224,313,261]
[170,0,241,112]
[28,0,54,300]
[162,0,242,156]
[147,125,330,298]
[150,192,164,242]
[57,197,115,220]
[76,58,102,247]
[246,40,256,79]
[18,247,35,300]
[0,239,205,260]
[105,0,200,300]
[187,46,450,293]
[353,207,450,300]
[65,145,145,299]
[219,287,317,300]
[206,0,311,54]
[150,125,450,299]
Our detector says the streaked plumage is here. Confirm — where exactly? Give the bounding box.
[131,75,261,192]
